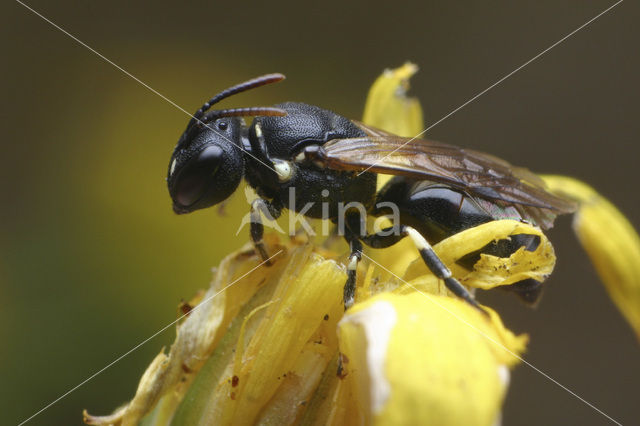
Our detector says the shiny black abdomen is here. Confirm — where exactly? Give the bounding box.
[374,177,496,243]
[374,176,543,304]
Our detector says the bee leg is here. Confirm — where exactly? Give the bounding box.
[250,198,282,265]
[343,238,363,310]
[342,211,367,310]
[402,226,485,313]
[360,225,487,314]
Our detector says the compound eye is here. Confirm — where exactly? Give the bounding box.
[173,145,223,207]
[217,121,228,131]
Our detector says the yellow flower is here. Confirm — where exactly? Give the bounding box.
[85,229,531,426]
[84,64,639,425]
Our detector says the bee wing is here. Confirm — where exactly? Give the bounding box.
[311,123,577,216]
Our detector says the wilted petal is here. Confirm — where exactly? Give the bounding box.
[542,175,640,340]
[362,62,424,138]
[127,241,346,426]
[219,247,344,424]
[84,235,290,425]
[403,219,555,290]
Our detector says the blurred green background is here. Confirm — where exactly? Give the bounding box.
[2,1,639,425]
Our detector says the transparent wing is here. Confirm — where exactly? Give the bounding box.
[308,123,577,228]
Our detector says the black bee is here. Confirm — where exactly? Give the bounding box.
[167,74,577,311]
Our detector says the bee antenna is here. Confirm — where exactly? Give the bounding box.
[177,74,285,148]
[191,73,285,125]
[203,107,287,121]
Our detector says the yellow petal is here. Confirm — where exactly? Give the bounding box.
[225,247,344,424]
[542,175,640,340]
[337,293,527,426]
[403,219,555,290]
[164,244,346,426]
[362,62,425,193]
[362,62,424,138]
